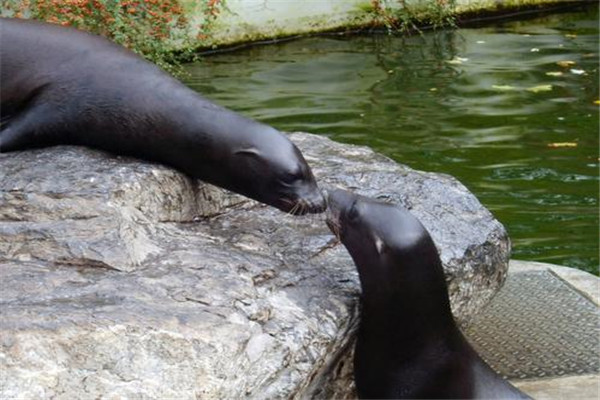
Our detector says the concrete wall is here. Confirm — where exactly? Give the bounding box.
[183,0,579,48]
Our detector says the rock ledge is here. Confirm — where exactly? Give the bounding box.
[0,132,510,399]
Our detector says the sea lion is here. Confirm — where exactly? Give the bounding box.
[0,18,325,215]
[325,189,530,399]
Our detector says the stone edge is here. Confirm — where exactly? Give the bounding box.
[508,259,599,306]
[189,0,592,50]
[507,260,599,400]
[512,374,599,400]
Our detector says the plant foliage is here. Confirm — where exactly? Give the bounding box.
[2,0,224,76]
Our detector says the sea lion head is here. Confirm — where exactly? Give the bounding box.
[221,126,326,215]
[325,189,432,276]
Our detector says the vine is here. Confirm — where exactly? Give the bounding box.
[1,0,225,76]
[368,0,457,33]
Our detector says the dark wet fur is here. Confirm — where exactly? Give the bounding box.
[326,189,531,400]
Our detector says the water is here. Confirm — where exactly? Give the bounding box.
[183,5,599,275]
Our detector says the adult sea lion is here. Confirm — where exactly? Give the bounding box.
[325,189,530,399]
[0,18,325,215]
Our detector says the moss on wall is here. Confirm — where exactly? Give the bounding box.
[2,0,588,66]
[182,0,586,51]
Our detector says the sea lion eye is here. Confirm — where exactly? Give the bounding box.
[347,204,360,222]
[235,148,260,158]
[282,171,300,184]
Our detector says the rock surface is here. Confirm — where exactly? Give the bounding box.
[0,132,510,399]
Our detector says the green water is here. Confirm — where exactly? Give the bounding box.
[184,6,599,275]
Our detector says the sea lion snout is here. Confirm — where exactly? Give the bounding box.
[282,185,326,215]
[325,188,362,239]
[304,187,327,213]
[326,189,356,216]
[324,189,345,224]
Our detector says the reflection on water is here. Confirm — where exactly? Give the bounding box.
[184,5,599,274]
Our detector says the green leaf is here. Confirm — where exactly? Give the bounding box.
[526,85,553,93]
[492,85,517,91]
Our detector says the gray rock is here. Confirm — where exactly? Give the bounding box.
[0,132,510,399]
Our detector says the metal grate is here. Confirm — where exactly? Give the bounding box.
[464,270,600,380]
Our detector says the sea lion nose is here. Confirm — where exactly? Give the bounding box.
[307,188,327,213]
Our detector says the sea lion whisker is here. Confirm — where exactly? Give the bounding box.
[298,200,307,216]
[331,222,341,240]
[287,202,301,216]
[325,217,341,240]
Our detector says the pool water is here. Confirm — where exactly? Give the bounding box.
[184,5,599,275]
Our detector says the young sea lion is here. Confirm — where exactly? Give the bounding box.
[326,189,530,399]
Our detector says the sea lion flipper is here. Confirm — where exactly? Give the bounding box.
[0,124,27,152]
[0,102,60,152]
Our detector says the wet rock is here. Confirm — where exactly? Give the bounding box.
[0,133,509,399]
